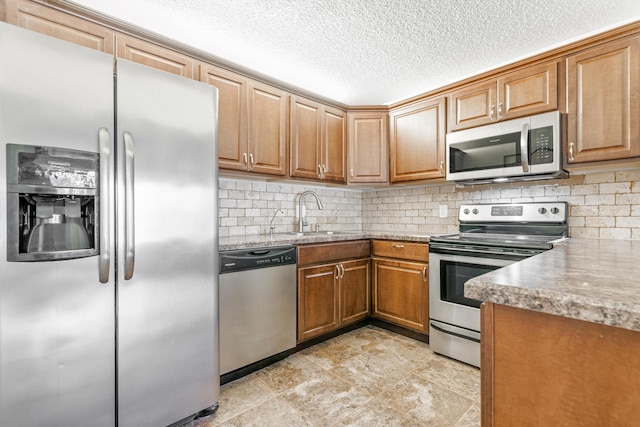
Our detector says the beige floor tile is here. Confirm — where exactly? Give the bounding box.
[214,397,314,427]
[375,374,473,426]
[299,326,394,369]
[455,403,481,427]
[190,326,482,427]
[253,353,326,394]
[280,370,372,424]
[334,402,424,426]
[199,373,276,425]
[416,356,481,401]
[330,339,425,395]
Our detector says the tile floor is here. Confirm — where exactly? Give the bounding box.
[190,325,480,426]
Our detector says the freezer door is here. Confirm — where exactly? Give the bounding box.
[115,59,219,427]
[0,23,116,426]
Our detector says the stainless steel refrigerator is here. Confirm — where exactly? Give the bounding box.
[0,22,219,427]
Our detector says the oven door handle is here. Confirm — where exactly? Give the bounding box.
[430,244,535,258]
[430,321,481,344]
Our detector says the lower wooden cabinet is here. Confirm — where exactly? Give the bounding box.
[371,240,429,333]
[297,241,370,342]
[482,302,640,425]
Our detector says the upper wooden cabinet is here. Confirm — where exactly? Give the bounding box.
[347,110,389,184]
[201,64,288,175]
[566,34,640,165]
[116,34,197,79]
[449,61,558,131]
[290,95,346,183]
[389,96,446,183]
[3,0,115,53]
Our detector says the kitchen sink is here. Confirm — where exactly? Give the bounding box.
[272,231,359,237]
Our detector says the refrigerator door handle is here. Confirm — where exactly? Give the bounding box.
[98,127,111,283]
[123,131,135,280]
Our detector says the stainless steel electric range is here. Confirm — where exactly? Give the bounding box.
[428,202,568,367]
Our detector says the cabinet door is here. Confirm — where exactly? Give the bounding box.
[290,96,322,179]
[322,106,347,183]
[498,61,558,121]
[200,64,248,171]
[247,81,288,175]
[389,96,446,182]
[372,258,429,332]
[297,263,339,342]
[116,34,197,79]
[4,0,115,53]
[566,35,640,164]
[340,259,370,325]
[449,80,496,131]
[347,111,389,183]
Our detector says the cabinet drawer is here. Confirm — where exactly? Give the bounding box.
[298,240,371,267]
[372,240,428,262]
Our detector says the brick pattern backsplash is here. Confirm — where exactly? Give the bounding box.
[220,169,640,240]
[218,177,363,236]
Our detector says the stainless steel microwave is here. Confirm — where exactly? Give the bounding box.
[445,111,567,184]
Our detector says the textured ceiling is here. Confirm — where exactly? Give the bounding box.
[73,0,640,105]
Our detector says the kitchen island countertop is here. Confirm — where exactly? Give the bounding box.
[465,238,640,332]
[219,231,434,251]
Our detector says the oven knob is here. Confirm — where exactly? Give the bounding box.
[550,207,560,214]
[472,208,479,215]
[463,209,470,215]
[538,207,547,214]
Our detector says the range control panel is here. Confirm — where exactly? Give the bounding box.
[459,202,567,223]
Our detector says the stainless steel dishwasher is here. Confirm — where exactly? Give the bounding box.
[219,246,297,375]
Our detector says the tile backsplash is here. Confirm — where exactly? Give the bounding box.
[219,169,640,240]
[218,177,363,237]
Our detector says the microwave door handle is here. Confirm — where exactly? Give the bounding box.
[520,122,530,173]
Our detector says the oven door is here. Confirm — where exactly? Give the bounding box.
[428,249,520,367]
[429,250,516,331]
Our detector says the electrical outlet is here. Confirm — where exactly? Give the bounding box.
[439,205,448,218]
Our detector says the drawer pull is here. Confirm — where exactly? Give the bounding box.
[423,266,427,282]
[392,244,405,249]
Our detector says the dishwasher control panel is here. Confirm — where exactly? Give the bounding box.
[219,246,297,274]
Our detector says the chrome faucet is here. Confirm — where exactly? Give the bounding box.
[269,209,283,235]
[298,191,323,232]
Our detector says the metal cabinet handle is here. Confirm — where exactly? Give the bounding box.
[249,153,254,171]
[422,266,427,282]
[490,105,496,121]
[98,127,111,284]
[497,103,503,120]
[243,152,248,170]
[123,131,135,281]
[350,168,354,179]
[318,164,323,179]
[340,264,345,278]
[569,142,575,161]
[439,160,444,175]
[520,123,530,173]
[392,244,405,249]
[335,264,341,279]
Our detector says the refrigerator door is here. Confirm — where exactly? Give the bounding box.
[115,59,219,427]
[0,23,116,426]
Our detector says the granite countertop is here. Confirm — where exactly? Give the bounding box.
[219,231,435,251]
[465,238,640,332]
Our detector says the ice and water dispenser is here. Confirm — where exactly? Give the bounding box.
[6,144,99,261]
